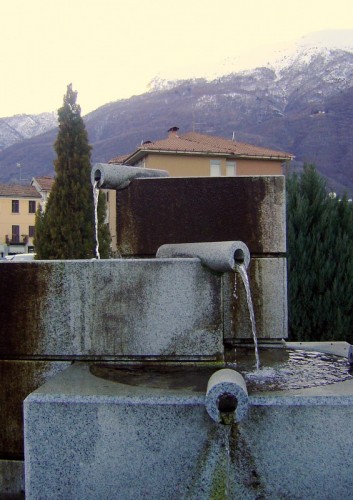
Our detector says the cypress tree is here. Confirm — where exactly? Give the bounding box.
[287,164,353,343]
[35,84,110,259]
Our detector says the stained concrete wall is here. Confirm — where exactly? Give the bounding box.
[0,255,287,476]
[0,259,223,359]
[115,176,286,256]
[113,175,288,340]
[0,257,223,478]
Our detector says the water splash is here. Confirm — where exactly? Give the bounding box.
[235,264,260,370]
[93,181,100,260]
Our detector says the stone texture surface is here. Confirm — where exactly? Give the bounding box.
[0,460,24,497]
[116,176,286,256]
[237,405,353,499]
[0,360,71,457]
[0,259,223,360]
[223,257,288,341]
[24,364,210,500]
[24,363,353,499]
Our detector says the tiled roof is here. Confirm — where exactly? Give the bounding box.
[0,184,41,198]
[108,153,131,164]
[32,176,55,191]
[109,130,294,164]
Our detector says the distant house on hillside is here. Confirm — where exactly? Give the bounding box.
[0,184,41,256]
[109,127,293,176]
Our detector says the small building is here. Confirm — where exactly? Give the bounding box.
[0,184,41,256]
[31,176,55,210]
[107,128,293,252]
[109,127,293,176]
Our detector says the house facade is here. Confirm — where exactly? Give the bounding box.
[109,127,293,176]
[0,184,41,257]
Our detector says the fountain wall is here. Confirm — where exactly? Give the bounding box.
[114,174,288,343]
[1,174,288,495]
[20,171,353,498]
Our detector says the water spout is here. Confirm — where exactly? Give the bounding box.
[205,368,248,424]
[217,392,238,425]
[156,241,250,273]
[91,163,169,190]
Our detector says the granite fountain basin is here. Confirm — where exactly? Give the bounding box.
[23,343,353,499]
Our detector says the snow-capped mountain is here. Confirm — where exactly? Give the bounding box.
[0,112,57,151]
[149,29,353,90]
[1,30,353,194]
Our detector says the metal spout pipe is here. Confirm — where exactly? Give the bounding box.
[156,241,250,273]
[91,163,170,190]
[205,368,248,424]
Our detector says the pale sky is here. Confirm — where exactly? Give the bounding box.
[0,0,353,118]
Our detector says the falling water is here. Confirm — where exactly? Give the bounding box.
[93,181,100,260]
[235,264,260,370]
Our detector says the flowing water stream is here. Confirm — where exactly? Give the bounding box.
[234,264,260,370]
[93,181,100,259]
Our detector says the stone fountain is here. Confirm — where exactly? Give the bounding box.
[1,164,353,498]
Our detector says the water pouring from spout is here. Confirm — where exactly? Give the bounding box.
[157,241,260,369]
[93,180,100,259]
[233,263,260,371]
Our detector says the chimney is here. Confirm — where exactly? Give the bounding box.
[168,126,179,138]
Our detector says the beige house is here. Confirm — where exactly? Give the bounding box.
[107,127,293,251]
[109,127,293,176]
[0,184,41,256]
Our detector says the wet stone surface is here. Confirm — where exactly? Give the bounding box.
[90,348,353,394]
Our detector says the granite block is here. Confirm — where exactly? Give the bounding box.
[24,363,353,499]
[0,360,70,457]
[0,259,223,360]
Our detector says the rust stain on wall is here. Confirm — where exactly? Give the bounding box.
[0,263,53,356]
[117,177,269,256]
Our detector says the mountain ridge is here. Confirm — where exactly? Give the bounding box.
[1,32,353,194]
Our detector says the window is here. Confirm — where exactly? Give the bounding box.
[12,200,19,213]
[12,225,20,243]
[210,160,221,177]
[29,226,35,238]
[226,161,236,177]
[29,200,36,213]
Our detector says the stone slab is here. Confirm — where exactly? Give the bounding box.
[116,176,286,256]
[24,364,210,500]
[0,259,223,360]
[0,360,71,457]
[24,363,353,499]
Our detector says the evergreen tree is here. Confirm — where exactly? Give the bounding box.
[287,164,353,343]
[35,84,110,259]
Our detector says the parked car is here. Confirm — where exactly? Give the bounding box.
[5,253,36,262]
